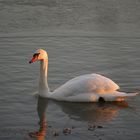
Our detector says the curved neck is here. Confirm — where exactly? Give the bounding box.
[39,59,50,97]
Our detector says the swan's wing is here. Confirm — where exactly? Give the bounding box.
[52,74,119,98]
[87,74,120,94]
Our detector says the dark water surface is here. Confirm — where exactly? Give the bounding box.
[0,0,140,140]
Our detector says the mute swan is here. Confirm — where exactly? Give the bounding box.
[29,49,138,102]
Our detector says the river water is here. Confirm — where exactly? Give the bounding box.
[0,0,140,140]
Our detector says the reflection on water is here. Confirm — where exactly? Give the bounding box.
[29,96,48,140]
[55,101,129,125]
[29,96,129,139]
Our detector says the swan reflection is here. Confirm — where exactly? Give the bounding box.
[29,97,128,139]
[54,101,128,125]
[29,96,48,140]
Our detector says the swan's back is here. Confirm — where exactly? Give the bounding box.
[51,74,119,101]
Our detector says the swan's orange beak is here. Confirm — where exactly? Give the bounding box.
[29,53,40,64]
[29,56,37,64]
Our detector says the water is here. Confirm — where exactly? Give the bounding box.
[0,0,140,140]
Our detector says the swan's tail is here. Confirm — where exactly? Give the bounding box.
[116,92,138,101]
[113,91,138,97]
[103,91,138,102]
[123,92,138,97]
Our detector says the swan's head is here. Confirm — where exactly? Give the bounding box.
[29,49,48,63]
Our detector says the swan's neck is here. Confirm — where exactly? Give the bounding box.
[39,59,50,97]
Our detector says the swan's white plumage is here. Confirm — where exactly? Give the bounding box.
[29,49,138,102]
[50,74,137,102]
[50,74,118,99]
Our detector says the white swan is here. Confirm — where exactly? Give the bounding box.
[29,49,138,102]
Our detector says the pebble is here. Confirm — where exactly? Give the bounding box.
[52,131,59,136]
[63,128,71,135]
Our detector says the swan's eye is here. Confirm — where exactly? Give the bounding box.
[33,53,40,58]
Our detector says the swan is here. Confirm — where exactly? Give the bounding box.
[29,49,138,102]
